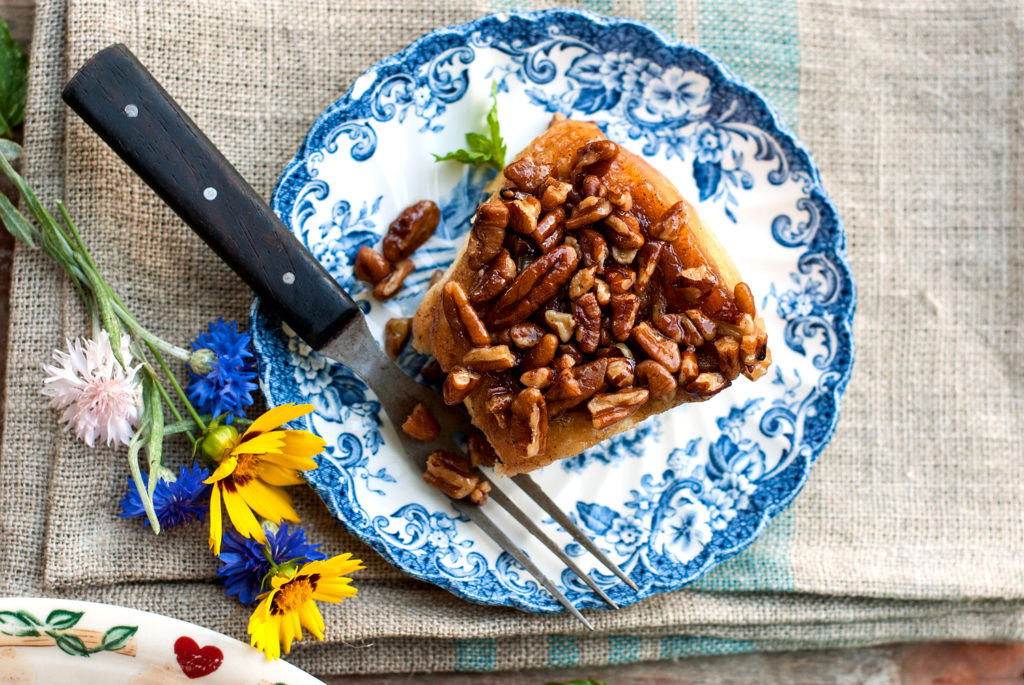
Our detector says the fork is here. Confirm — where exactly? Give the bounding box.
[61,43,638,628]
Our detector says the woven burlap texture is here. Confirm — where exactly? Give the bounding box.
[2,0,1023,676]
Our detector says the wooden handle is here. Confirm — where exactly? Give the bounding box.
[61,43,359,349]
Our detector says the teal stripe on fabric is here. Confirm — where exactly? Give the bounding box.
[454,638,496,671]
[697,0,800,130]
[690,506,796,591]
[547,634,579,668]
[608,635,643,664]
[660,635,758,658]
[644,0,679,39]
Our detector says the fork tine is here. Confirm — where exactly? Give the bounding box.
[483,478,618,609]
[512,473,639,591]
[451,499,594,630]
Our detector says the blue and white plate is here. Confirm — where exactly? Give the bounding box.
[251,9,855,613]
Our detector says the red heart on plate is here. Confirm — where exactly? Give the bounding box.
[174,636,224,679]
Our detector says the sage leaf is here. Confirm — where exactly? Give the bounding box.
[0,138,20,161]
[45,609,83,631]
[52,633,89,658]
[0,19,27,138]
[100,625,137,651]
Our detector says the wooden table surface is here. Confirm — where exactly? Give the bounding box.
[3,3,1024,684]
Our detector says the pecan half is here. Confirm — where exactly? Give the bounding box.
[383,200,440,263]
[678,346,699,386]
[566,196,613,230]
[636,360,678,399]
[384,317,411,360]
[521,333,558,369]
[631,322,681,372]
[402,403,440,442]
[443,366,481,405]
[573,140,619,178]
[556,345,584,368]
[633,241,664,294]
[587,387,648,429]
[486,386,513,429]
[655,313,703,347]
[462,345,516,371]
[546,358,608,415]
[511,388,548,458]
[467,201,509,269]
[581,174,606,198]
[569,266,598,299]
[578,228,609,269]
[608,188,632,212]
[354,246,392,285]
[539,178,572,212]
[443,282,490,347]
[609,292,640,341]
[734,281,756,317]
[545,310,577,343]
[520,366,554,389]
[603,266,636,293]
[467,429,497,467]
[606,357,635,388]
[610,245,639,265]
[715,336,742,381]
[373,259,415,300]
[509,322,546,349]
[573,292,602,354]
[488,245,579,328]
[546,367,582,399]
[535,206,566,253]
[685,372,730,399]
[504,158,554,194]
[594,278,611,306]
[604,212,644,250]
[507,195,542,237]
[423,450,478,499]
[649,200,692,243]
[685,309,718,342]
[469,249,517,304]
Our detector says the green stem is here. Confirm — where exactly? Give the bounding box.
[147,366,196,445]
[113,301,190,361]
[147,341,206,432]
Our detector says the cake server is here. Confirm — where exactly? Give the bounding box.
[62,44,637,627]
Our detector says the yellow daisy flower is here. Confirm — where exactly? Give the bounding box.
[248,553,363,660]
[204,403,325,554]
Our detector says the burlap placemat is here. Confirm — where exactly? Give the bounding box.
[2,0,1023,676]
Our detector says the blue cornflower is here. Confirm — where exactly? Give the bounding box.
[216,523,326,605]
[186,319,258,423]
[119,464,212,530]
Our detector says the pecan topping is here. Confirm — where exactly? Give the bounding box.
[383,200,440,263]
[545,310,577,343]
[636,360,678,399]
[678,347,699,386]
[649,200,692,243]
[520,366,554,389]
[655,313,703,347]
[467,430,497,467]
[510,322,546,349]
[734,281,757,317]
[423,450,478,499]
[521,333,558,370]
[685,372,730,399]
[546,358,608,416]
[606,357,635,388]
[603,266,636,293]
[573,292,602,354]
[581,174,606,198]
[468,201,509,269]
[715,336,742,381]
[594,278,611,306]
[578,228,609,269]
[546,367,582,399]
[608,188,632,212]
[354,246,392,285]
[633,241,664,294]
[511,388,548,458]
[488,245,579,328]
[604,212,644,250]
[535,207,566,253]
[462,345,516,371]
[468,481,492,506]
[486,387,514,428]
[443,366,481,405]
[504,158,554,194]
[587,388,648,429]
[556,344,584,368]
[568,266,598,299]
[566,196,613,230]
[373,259,415,300]
[610,245,639,265]
[384,317,411,360]
[539,178,572,212]
[573,140,619,178]
[402,403,440,442]
[443,282,490,347]
[609,293,640,341]
[631,322,681,372]
[469,249,516,304]
[507,195,542,237]
[685,309,718,342]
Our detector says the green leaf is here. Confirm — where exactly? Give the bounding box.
[144,375,164,497]
[0,19,28,138]
[44,610,83,631]
[52,632,89,657]
[0,194,37,246]
[0,138,19,161]
[433,80,505,171]
[0,610,41,637]
[100,625,137,651]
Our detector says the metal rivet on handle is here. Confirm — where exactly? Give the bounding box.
[124,104,139,118]
[282,271,295,285]
[203,187,218,201]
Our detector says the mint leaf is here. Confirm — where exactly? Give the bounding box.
[100,625,138,651]
[45,610,83,631]
[0,19,28,138]
[433,81,505,171]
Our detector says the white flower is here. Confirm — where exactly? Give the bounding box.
[42,331,142,447]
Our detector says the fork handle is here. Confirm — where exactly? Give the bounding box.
[61,43,360,349]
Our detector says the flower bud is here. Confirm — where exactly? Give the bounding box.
[188,348,217,375]
[199,423,239,463]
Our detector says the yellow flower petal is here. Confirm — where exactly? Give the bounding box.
[298,600,325,640]
[222,486,267,543]
[245,403,315,437]
[204,455,238,484]
[236,478,300,523]
[233,431,286,456]
[259,449,318,472]
[257,462,307,487]
[208,483,223,555]
[279,430,327,458]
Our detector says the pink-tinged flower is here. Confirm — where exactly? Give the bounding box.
[42,331,142,447]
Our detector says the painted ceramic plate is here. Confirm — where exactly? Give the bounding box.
[251,9,855,613]
[0,597,321,684]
